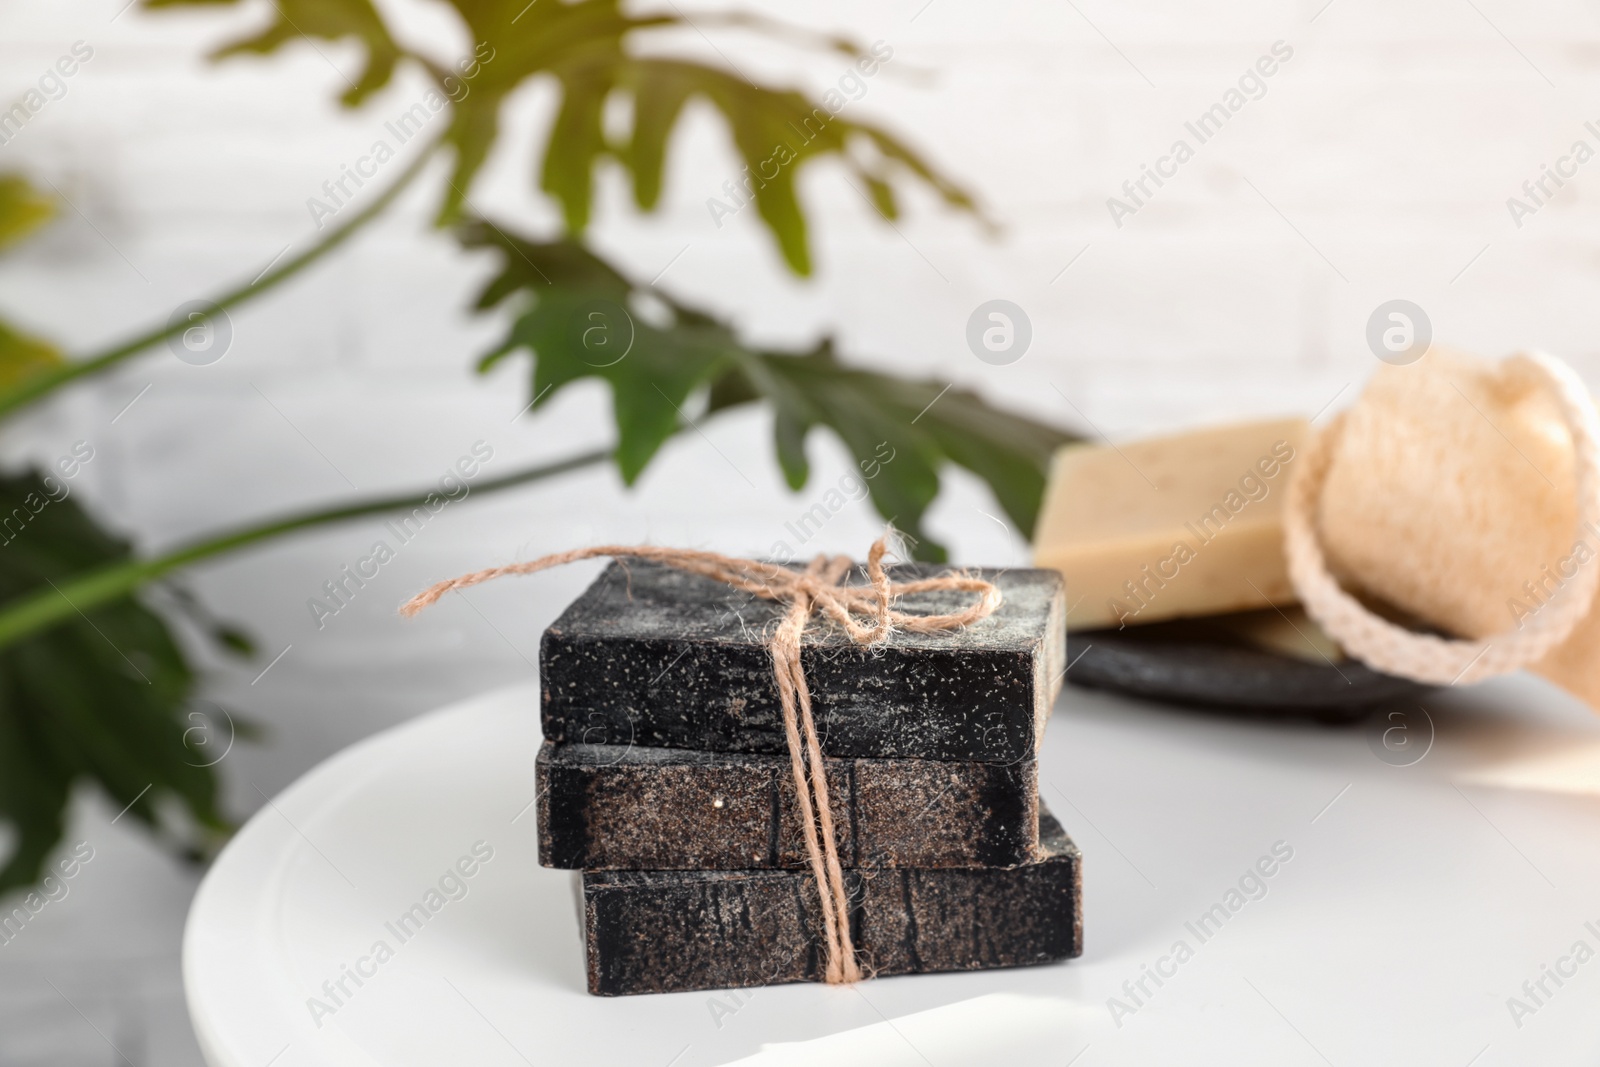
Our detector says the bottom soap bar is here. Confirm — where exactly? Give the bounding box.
[580,809,1082,996]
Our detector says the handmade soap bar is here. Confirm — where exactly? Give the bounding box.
[580,810,1081,995]
[1033,418,1308,629]
[537,741,1038,870]
[541,563,1065,762]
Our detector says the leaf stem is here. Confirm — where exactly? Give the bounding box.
[0,139,443,423]
[0,445,610,651]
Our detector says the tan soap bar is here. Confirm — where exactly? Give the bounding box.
[1210,605,1344,663]
[1033,418,1308,628]
[1316,346,1600,708]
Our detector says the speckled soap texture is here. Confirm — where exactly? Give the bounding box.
[538,741,1039,870]
[580,809,1082,996]
[540,562,1066,762]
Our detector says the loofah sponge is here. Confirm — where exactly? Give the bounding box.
[1317,346,1600,706]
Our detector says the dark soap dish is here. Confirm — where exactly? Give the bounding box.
[1065,607,1433,719]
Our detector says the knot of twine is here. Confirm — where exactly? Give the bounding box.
[399,534,1002,984]
[1284,350,1600,685]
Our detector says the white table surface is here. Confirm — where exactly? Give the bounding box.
[184,674,1600,1066]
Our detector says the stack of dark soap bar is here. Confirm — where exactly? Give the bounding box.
[536,560,1082,995]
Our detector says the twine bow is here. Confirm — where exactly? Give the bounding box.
[400,534,1002,983]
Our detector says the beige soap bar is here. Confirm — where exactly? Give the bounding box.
[1212,606,1344,663]
[1033,418,1308,629]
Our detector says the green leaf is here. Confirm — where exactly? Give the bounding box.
[436,84,506,223]
[161,582,257,659]
[464,220,739,482]
[0,321,63,392]
[711,342,1074,560]
[0,175,63,391]
[212,625,256,657]
[463,219,1076,557]
[147,0,982,272]
[142,0,402,106]
[626,64,695,213]
[0,471,231,894]
[540,65,612,234]
[0,176,53,252]
[437,1,981,273]
[863,172,898,221]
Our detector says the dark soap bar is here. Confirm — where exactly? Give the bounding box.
[580,809,1082,996]
[541,562,1065,761]
[538,741,1038,870]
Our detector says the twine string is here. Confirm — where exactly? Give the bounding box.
[400,534,1001,982]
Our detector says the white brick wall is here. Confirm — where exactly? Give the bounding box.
[3,0,1600,1060]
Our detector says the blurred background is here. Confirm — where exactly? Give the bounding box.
[2,0,1598,1060]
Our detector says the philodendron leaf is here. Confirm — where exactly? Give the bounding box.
[0,175,63,390]
[614,56,979,276]
[464,221,740,482]
[146,0,982,273]
[0,322,62,392]
[708,342,1075,561]
[0,176,53,252]
[142,0,402,106]
[0,471,232,893]
[440,0,980,273]
[463,220,1077,558]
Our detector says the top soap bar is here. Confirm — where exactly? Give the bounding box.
[540,561,1065,762]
